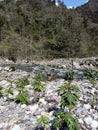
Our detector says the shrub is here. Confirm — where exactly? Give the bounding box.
[0,86,3,98]
[53,110,79,130]
[64,71,75,81]
[15,87,29,104]
[37,115,50,129]
[57,82,79,110]
[34,73,45,92]
[16,77,30,88]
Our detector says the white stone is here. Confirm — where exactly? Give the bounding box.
[73,62,81,69]
[29,104,38,112]
[78,118,84,124]
[0,67,3,71]
[21,104,26,109]
[12,124,21,130]
[84,116,93,125]
[4,66,10,71]
[83,104,91,110]
[0,80,11,88]
[25,85,32,89]
[39,98,47,105]
[91,120,98,129]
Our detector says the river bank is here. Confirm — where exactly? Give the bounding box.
[0,57,98,130]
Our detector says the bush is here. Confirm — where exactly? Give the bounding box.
[57,82,79,110]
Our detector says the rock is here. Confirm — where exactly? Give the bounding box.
[0,80,11,88]
[33,110,41,116]
[12,125,21,130]
[73,62,81,69]
[84,116,93,125]
[95,104,98,111]
[91,120,98,129]
[21,104,26,109]
[39,98,47,105]
[0,67,3,71]
[83,104,91,110]
[45,95,59,103]
[29,104,38,113]
[78,118,84,124]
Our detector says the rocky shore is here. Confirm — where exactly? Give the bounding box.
[0,57,98,130]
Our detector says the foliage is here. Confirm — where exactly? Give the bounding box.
[83,69,97,87]
[53,110,79,130]
[16,77,30,88]
[34,73,45,92]
[83,69,97,80]
[0,0,98,59]
[64,71,75,81]
[37,115,50,129]
[4,87,14,97]
[15,87,29,104]
[57,82,79,110]
[0,86,3,98]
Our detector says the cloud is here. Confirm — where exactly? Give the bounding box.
[67,6,73,9]
[55,2,59,6]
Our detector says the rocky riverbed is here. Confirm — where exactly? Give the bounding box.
[0,58,98,130]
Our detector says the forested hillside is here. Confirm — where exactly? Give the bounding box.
[0,0,98,60]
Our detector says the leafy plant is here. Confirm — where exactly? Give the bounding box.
[64,71,75,81]
[83,69,97,87]
[53,110,79,130]
[83,69,97,80]
[0,86,3,98]
[4,87,14,98]
[90,94,96,108]
[57,82,79,110]
[34,73,45,92]
[16,77,30,88]
[37,115,50,129]
[15,87,29,104]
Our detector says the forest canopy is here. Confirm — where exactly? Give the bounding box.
[0,0,98,60]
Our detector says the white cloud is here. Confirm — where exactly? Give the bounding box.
[55,2,59,6]
[67,6,73,9]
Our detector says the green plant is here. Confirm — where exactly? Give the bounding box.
[90,94,96,108]
[4,87,14,97]
[57,82,79,110]
[53,110,79,130]
[34,73,45,92]
[16,77,30,88]
[0,86,3,98]
[83,69,97,80]
[64,71,74,81]
[15,87,29,104]
[37,115,50,129]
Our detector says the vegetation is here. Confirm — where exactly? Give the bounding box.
[34,73,45,92]
[37,115,50,129]
[57,82,79,110]
[16,77,30,88]
[0,0,98,60]
[83,69,97,87]
[15,87,29,104]
[53,110,79,130]
[64,71,75,81]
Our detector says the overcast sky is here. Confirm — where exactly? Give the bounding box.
[62,0,89,8]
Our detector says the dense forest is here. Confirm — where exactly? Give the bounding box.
[0,0,98,60]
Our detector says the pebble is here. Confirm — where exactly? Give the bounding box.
[91,120,98,129]
[83,104,91,110]
[12,124,21,130]
[84,116,93,125]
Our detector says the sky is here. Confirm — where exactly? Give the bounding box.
[61,0,89,8]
